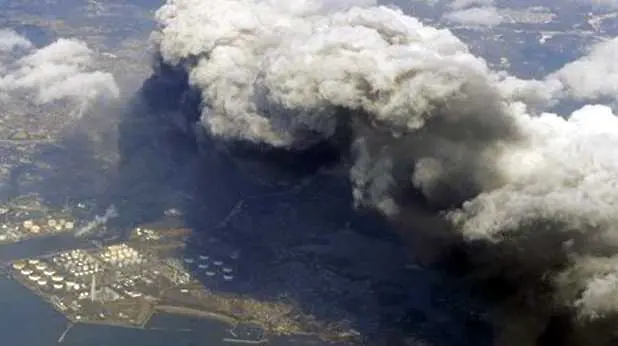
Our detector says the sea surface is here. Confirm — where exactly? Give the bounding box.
[0,272,217,346]
[0,265,323,346]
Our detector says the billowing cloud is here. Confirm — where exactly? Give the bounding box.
[151,0,618,343]
[449,0,495,10]
[0,29,33,52]
[547,37,618,102]
[0,30,119,113]
[451,103,618,241]
[443,6,503,26]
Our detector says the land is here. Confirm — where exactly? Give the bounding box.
[8,1,606,345]
[0,193,79,244]
[1,215,361,344]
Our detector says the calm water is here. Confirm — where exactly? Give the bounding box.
[0,273,325,346]
[0,235,324,346]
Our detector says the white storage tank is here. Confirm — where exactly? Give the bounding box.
[43,269,55,276]
[12,261,26,270]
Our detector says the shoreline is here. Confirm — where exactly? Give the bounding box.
[154,304,238,325]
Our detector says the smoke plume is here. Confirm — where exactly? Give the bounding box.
[151,0,618,343]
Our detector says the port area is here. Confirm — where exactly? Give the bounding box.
[2,224,195,326]
[0,215,360,344]
[0,223,271,344]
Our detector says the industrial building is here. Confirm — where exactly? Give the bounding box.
[0,194,81,244]
[6,224,239,328]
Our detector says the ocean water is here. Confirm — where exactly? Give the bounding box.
[0,274,196,346]
[0,273,324,346]
[0,275,66,346]
[0,236,322,346]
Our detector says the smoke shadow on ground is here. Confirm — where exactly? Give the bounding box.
[1,127,116,214]
[107,61,493,346]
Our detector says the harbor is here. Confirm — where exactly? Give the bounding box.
[0,211,346,346]
[3,224,240,328]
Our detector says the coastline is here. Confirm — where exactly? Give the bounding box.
[154,304,237,325]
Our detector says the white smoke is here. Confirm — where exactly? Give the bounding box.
[0,30,119,113]
[451,104,618,242]
[75,204,119,238]
[151,0,618,336]
[153,0,500,148]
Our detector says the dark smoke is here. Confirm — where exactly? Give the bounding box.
[147,0,618,345]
